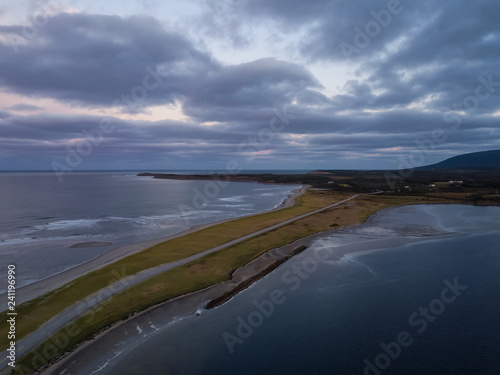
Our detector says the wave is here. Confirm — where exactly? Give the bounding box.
[33,218,101,231]
[253,187,283,191]
[1,187,293,251]
[0,218,105,243]
[259,192,284,197]
[209,204,255,208]
[0,210,229,246]
[137,210,228,222]
[218,195,248,203]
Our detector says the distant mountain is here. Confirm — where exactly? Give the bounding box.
[418,150,500,170]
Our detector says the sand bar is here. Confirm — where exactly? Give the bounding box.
[69,241,113,248]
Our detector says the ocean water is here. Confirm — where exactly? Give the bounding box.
[0,171,300,290]
[82,204,500,375]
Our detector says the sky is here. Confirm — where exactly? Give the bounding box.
[0,0,499,171]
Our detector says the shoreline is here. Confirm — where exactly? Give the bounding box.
[41,209,364,375]
[41,239,314,374]
[15,195,479,374]
[7,183,305,305]
[25,199,481,374]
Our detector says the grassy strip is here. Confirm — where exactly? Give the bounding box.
[13,194,461,374]
[205,244,309,309]
[0,189,349,348]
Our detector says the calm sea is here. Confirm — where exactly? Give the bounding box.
[0,171,300,290]
[80,204,500,375]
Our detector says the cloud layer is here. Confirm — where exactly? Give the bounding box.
[0,1,499,171]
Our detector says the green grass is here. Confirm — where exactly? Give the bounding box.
[12,193,463,373]
[0,189,350,350]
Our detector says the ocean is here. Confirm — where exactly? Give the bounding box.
[73,204,500,375]
[0,171,300,291]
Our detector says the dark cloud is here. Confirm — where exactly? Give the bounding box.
[1,2,499,170]
[237,0,500,114]
[9,103,44,111]
[198,0,252,48]
[183,58,327,122]
[240,0,425,61]
[0,12,215,109]
[0,13,326,118]
[363,1,500,112]
[1,107,497,171]
[0,111,11,119]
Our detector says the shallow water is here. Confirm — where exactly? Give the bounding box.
[0,171,299,289]
[84,204,500,375]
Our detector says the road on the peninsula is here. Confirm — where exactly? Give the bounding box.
[1,193,374,373]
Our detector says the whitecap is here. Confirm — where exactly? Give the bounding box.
[218,195,247,203]
[33,218,101,231]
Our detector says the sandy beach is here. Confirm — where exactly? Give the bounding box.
[41,217,345,375]
[36,199,458,375]
[10,184,307,305]
[10,193,479,375]
[69,241,113,248]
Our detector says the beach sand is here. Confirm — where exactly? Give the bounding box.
[16,194,477,374]
[13,185,307,305]
[69,241,113,248]
[41,213,351,375]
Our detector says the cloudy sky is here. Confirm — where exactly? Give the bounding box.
[0,0,499,171]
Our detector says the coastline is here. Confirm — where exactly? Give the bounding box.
[67,205,500,375]
[40,199,469,375]
[7,183,305,305]
[13,194,473,374]
[40,209,365,375]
